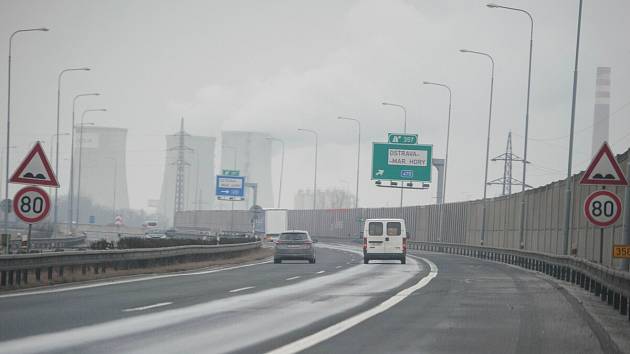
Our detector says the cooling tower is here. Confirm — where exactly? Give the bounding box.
[158,133,216,226]
[592,67,611,155]
[218,131,273,210]
[73,126,129,217]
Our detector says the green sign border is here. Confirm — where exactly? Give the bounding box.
[371,142,432,182]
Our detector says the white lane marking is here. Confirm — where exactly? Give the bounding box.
[266,257,438,354]
[316,271,325,274]
[123,302,172,313]
[335,266,342,269]
[286,276,301,281]
[0,259,273,299]
[229,286,255,293]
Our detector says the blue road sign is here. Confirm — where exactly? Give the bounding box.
[401,170,413,178]
[216,175,245,198]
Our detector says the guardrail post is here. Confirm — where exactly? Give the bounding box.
[35,268,41,282]
[8,270,13,286]
[614,292,621,310]
[22,270,27,284]
[15,270,21,286]
[1,270,5,287]
[47,267,53,281]
[620,295,628,315]
[585,276,591,291]
[571,269,576,283]
[595,281,601,296]
[608,289,614,306]
[602,285,608,301]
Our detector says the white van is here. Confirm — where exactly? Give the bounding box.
[363,218,407,264]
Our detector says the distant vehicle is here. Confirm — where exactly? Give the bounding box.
[363,218,407,264]
[274,230,315,264]
[145,229,167,239]
[255,209,288,241]
[143,220,159,229]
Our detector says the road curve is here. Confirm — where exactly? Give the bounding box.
[0,243,611,354]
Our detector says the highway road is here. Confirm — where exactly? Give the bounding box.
[0,242,612,354]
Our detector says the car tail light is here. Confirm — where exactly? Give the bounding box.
[403,237,407,252]
[363,237,367,250]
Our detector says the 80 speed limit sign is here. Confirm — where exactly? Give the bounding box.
[583,190,622,227]
[13,186,51,224]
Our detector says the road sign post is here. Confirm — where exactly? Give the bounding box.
[579,142,628,265]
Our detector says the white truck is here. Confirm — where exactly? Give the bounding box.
[254,209,288,241]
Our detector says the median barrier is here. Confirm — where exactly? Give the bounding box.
[0,241,261,290]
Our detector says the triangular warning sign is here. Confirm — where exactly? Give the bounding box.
[580,142,628,186]
[9,142,59,187]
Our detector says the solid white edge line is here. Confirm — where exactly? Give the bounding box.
[265,257,438,354]
[285,276,301,281]
[0,258,273,299]
[122,302,173,312]
[229,286,256,293]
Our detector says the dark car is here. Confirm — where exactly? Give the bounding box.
[274,230,316,264]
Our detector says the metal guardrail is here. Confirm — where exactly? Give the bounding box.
[409,240,630,320]
[0,241,261,289]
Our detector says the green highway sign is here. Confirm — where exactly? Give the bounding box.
[222,169,240,176]
[388,133,418,145]
[371,142,432,182]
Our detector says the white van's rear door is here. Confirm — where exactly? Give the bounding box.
[384,221,403,253]
[366,221,385,253]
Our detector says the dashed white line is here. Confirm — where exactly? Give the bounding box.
[229,286,255,293]
[123,302,172,313]
[335,266,342,269]
[316,270,325,274]
[266,257,439,354]
[286,276,301,281]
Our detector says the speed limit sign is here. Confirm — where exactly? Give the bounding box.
[13,186,50,224]
[583,190,622,227]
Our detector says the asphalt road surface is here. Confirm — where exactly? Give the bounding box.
[0,242,609,354]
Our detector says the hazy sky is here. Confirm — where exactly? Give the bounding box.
[1,0,630,211]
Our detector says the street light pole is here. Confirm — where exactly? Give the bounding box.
[48,133,69,196]
[487,3,534,249]
[382,102,407,214]
[337,117,361,209]
[104,157,117,221]
[298,129,319,210]
[76,108,106,224]
[5,27,48,250]
[222,145,238,230]
[460,49,495,246]
[266,137,285,208]
[54,70,91,236]
[563,0,584,255]
[422,81,452,242]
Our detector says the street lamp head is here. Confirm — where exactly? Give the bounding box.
[459,49,469,53]
[81,67,91,71]
[39,28,50,32]
[486,3,499,8]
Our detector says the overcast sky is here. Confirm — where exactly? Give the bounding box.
[1,0,630,211]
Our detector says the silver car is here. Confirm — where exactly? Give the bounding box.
[274,231,316,264]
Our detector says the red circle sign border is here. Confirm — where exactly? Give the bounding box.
[583,190,622,228]
[13,186,51,224]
